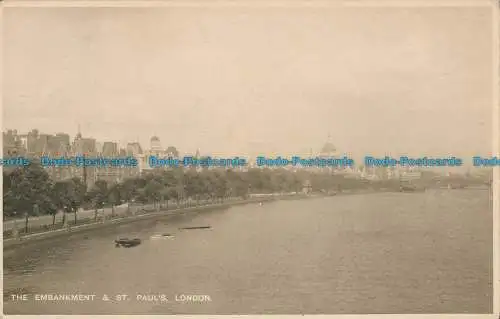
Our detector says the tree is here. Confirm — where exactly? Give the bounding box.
[259,168,275,193]
[119,178,141,203]
[200,170,217,202]
[87,180,108,221]
[213,170,228,203]
[226,169,249,199]
[7,162,54,232]
[39,198,58,226]
[144,179,164,210]
[166,186,180,208]
[290,173,304,193]
[3,171,15,219]
[184,170,205,205]
[3,158,392,238]
[51,180,74,225]
[159,187,171,209]
[107,182,121,216]
[171,168,186,206]
[68,178,87,224]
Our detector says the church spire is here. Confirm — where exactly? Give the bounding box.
[76,123,82,139]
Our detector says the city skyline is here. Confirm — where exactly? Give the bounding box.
[4,6,494,159]
[2,126,334,157]
[3,126,496,178]
[3,126,496,166]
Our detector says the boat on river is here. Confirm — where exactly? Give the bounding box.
[399,185,425,192]
[179,226,211,230]
[150,233,174,239]
[115,238,142,247]
[400,185,416,192]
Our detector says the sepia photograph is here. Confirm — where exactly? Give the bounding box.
[2,0,498,315]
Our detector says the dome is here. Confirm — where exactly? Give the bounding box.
[321,142,336,154]
[151,136,160,141]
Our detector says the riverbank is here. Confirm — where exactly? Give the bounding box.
[5,187,487,251]
[1,191,376,252]
[3,195,290,251]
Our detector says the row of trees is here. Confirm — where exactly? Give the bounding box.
[2,163,374,222]
[3,162,491,230]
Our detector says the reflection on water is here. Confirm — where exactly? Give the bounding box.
[3,190,493,314]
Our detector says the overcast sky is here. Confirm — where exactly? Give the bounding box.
[3,5,494,159]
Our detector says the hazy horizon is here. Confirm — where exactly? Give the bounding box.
[3,5,494,159]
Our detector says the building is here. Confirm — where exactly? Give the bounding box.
[165,146,179,158]
[134,136,179,175]
[318,134,339,174]
[3,129,25,156]
[386,166,400,179]
[25,129,40,155]
[94,141,118,185]
[54,133,71,149]
[68,130,97,188]
[72,136,96,155]
[94,141,140,185]
[102,142,118,157]
[150,136,162,152]
[48,133,71,156]
[95,142,103,154]
[319,138,336,158]
[3,128,144,187]
[126,142,143,156]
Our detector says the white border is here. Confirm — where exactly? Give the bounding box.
[492,0,500,315]
[0,0,494,7]
[4,316,499,319]
[1,0,5,315]
[1,0,498,318]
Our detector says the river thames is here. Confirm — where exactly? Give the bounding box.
[3,190,493,314]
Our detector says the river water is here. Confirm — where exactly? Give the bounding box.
[3,190,493,314]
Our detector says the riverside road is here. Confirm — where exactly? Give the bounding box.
[3,190,492,314]
[3,203,130,231]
